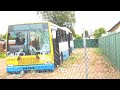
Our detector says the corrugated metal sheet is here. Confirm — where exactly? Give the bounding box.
[99,32,120,70]
[74,39,98,48]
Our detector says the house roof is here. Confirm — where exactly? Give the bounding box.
[108,21,120,32]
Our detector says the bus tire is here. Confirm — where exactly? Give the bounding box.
[61,52,63,63]
[54,63,58,68]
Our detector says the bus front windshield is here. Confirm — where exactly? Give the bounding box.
[7,23,50,56]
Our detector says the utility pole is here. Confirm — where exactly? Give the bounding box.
[83,28,88,79]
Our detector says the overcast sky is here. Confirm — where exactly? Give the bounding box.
[75,11,120,35]
[0,11,40,35]
[0,11,120,35]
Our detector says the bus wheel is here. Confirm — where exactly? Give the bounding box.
[60,52,63,64]
[49,70,54,72]
[54,63,57,68]
[13,71,21,74]
[46,70,54,72]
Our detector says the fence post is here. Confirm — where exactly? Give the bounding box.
[83,28,88,79]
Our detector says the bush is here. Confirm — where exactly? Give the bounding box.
[0,52,6,58]
[75,34,82,40]
[76,37,82,40]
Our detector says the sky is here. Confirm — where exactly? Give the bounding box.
[0,11,120,35]
[75,11,120,35]
[0,11,40,35]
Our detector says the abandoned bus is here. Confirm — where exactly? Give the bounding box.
[6,22,74,73]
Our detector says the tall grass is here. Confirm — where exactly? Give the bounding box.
[60,49,83,68]
[0,46,6,58]
[95,48,103,55]
[0,52,6,58]
[95,48,116,69]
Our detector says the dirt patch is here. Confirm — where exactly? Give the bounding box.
[0,58,7,79]
[1,48,120,79]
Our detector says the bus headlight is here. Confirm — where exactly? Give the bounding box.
[7,64,14,67]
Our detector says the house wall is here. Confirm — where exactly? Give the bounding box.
[115,26,120,33]
[109,24,120,34]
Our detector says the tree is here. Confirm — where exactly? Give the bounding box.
[81,30,89,38]
[2,34,6,39]
[2,33,14,40]
[93,27,106,39]
[75,34,82,39]
[37,11,76,37]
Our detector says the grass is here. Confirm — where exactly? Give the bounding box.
[95,48,103,55]
[60,49,83,68]
[94,48,120,72]
[0,46,6,58]
[0,52,6,58]
[60,56,77,68]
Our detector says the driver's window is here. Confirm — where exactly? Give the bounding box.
[9,32,25,45]
[7,31,26,56]
[28,29,50,55]
[28,31,40,55]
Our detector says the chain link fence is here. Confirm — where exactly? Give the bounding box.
[1,32,120,79]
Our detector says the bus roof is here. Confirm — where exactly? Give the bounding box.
[60,27,72,33]
[8,21,72,33]
[8,22,49,26]
[50,22,72,33]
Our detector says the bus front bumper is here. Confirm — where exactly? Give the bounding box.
[6,64,54,73]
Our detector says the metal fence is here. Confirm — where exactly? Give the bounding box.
[1,32,120,79]
[99,32,120,71]
[74,39,98,48]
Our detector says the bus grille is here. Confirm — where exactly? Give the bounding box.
[18,56,39,65]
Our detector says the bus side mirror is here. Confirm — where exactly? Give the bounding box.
[52,30,56,39]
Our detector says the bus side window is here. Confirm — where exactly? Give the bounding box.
[71,33,73,40]
[61,30,64,42]
[65,31,67,41]
[63,31,67,42]
[60,29,62,42]
[58,29,62,42]
[63,31,65,42]
[69,33,72,40]
[66,33,68,41]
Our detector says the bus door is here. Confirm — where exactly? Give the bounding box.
[68,33,71,56]
[52,30,60,67]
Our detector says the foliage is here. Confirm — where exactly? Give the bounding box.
[2,34,6,39]
[0,52,6,58]
[37,11,76,37]
[93,27,106,39]
[74,34,82,39]
[61,50,83,68]
[2,33,14,40]
[81,30,89,38]
[95,48,103,55]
